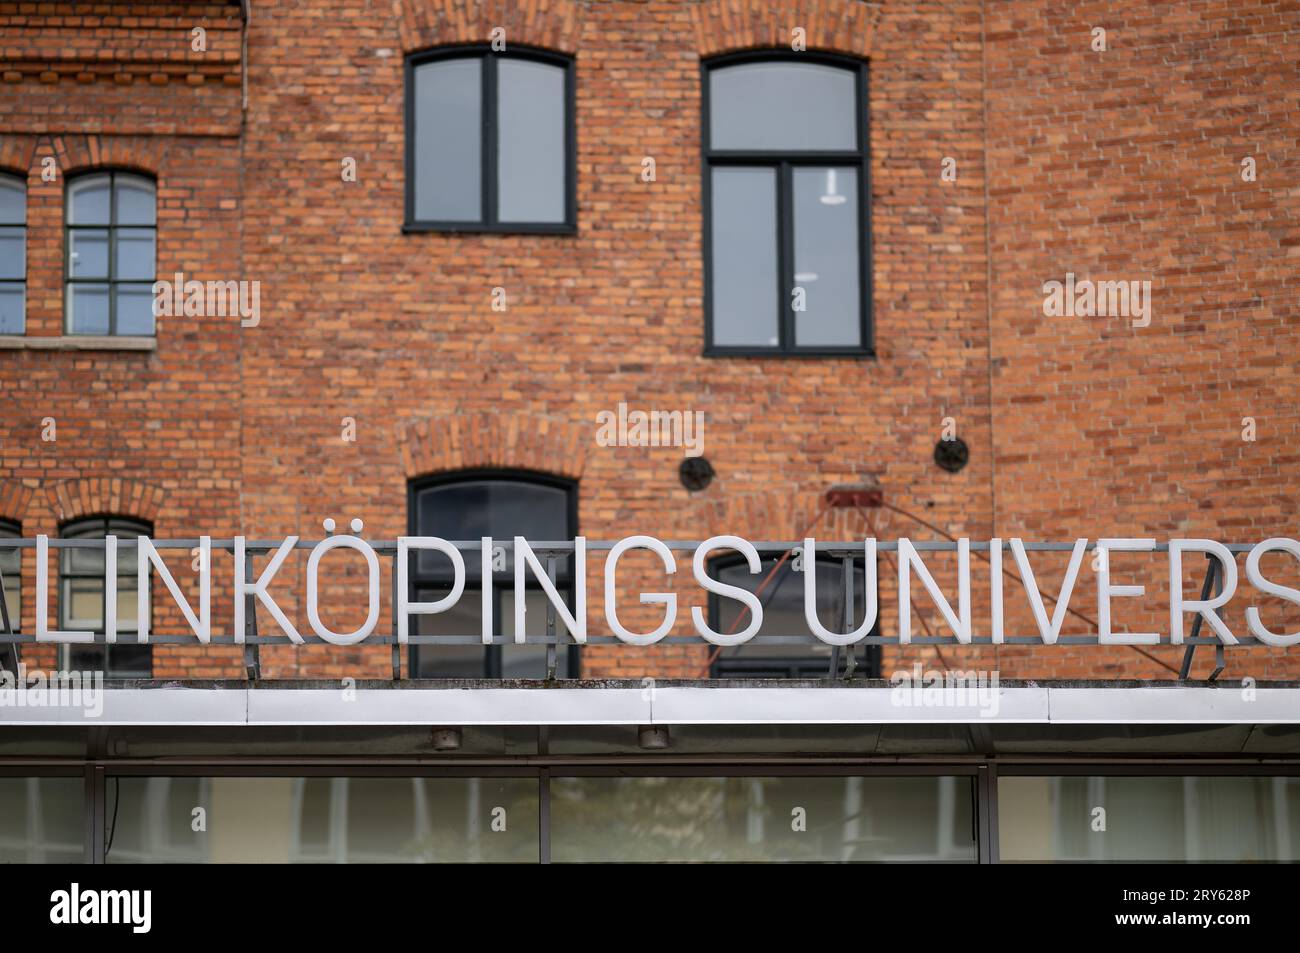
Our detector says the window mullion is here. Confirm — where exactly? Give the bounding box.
[779,161,794,353]
[489,586,504,678]
[483,54,497,227]
[107,174,117,336]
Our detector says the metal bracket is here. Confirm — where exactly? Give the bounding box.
[546,555,558,681]
[242,550,261,681]
[1178,553,1220,681]
[391,549,402,681]
[827,553,859,680]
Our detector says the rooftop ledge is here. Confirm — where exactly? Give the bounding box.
[0,335,156,351]
[1,679,1298,728]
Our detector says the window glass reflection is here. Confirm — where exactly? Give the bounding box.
[0,777,83,863]
[551,776,974,862]
[999,775,1300,862]
[106,776,540,863]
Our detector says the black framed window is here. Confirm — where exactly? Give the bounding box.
[407,472,578,678]
[65,171,157,336]
[59,517,151,678]
[405,47,575,233]
[0,174,26,334]
[702,53,871,356]
[708,555,879,678]
[0,520,19,631]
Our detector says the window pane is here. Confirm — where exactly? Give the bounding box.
[115,175,156,225]
[68,285,109,333]
[0,178,24,225]
[64,542,105,574]
[793,166,860,347]
[711,558,870,676]
[709,62,857,151]
[68,176,111,225]
[0,285,23,334]
[413,57,483,222]
[68,229,109,278]
[710,167,778,347]
[0,544,18,574]
[1000,775,1300,862]
[0,227,24,280]
[69,644,150,678]
[107,776,539,863]
[413,479,571,579]
[0,778,84,863]
[413,591,485,677]
[715,558,866,639]
[114,228,155,280]
[552,776,975,862]
[115,284,156,336]
[497,59,565,223]
[64,578,103,629]
[116,582,139,629]
[1,579,16,628]
[0,533,18,627]
[115,537,140,571]
[501,588,570,640]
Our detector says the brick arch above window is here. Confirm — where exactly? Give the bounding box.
[398,0,583,55]
[50,135,169,180]
[0,482,36,525]
[0,137,34,178]
[691,0,882,59]
[400,412,588,481]
[44,478,166,527]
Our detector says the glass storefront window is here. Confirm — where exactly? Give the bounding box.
[999,775,1300,862]
[106,777,539,863]
[550,775,975,862]
[0,777,83,863]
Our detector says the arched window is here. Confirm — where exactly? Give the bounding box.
[407,471,578,677]
[0,519,20,634]
[65,171,157,336]
[59,516,152,677]
[0,173,26,334]
[707,553,879,678]
[405,47,575,231]
[703,53,870,355]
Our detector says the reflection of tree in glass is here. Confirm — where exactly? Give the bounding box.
[550,776,976,863]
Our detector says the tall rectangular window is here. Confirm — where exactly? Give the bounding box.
[0,174,26,334]
[407,473,578,678]
[703,55,870,355]
[59,517,151,678]
[406,48,575,232]
[66,172,157,336]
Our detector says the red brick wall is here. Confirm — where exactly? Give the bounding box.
[0,0,1295,683]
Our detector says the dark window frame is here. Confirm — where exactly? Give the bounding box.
[0,519,20,636]
[701,50,873,358]
[406,469,580,678]
[63,170,157,337]
[58,515,153,678]
[0,172,26,335]
[706,552,881,679]
[404,45,577,235]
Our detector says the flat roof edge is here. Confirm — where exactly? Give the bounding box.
[1,684,1297,727]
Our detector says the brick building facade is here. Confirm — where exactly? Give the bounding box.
[0,0,1297,683]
